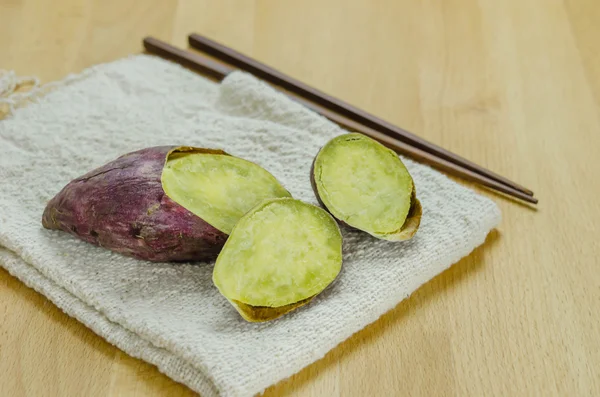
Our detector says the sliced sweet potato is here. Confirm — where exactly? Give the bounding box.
[213,198,343,322]
[311,133,421,241]
[42,146,291,262]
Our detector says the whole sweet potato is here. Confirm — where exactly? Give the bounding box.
[42,146,290,261]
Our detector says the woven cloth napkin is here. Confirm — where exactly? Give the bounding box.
[0,55,501,397]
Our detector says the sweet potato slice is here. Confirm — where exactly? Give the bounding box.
[311,133,421,241]
[42,146,291,262]
[213,198,343,322]
[161,151,291,235]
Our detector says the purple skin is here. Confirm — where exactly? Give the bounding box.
[42,146,228,262]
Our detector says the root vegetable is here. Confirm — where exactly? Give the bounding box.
[311,133,421,241]
[213,198,343,322]
[42,146,291,261]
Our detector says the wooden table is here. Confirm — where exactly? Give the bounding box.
[1,0,599,395]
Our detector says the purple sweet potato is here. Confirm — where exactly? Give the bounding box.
[42,146,291,261]
[311,133,421,241]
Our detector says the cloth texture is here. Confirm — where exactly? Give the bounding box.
[0,55,501,397]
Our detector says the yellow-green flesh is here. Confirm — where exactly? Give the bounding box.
[213,198,342,308]
[161,153,291,234]
[314,133,413,235]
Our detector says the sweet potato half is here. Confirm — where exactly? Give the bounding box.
[213,198,343,322]
[42,146,291,261]
[311,133,422,241]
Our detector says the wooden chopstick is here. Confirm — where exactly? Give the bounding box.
[143,37,537,205]
[188,33,534,198]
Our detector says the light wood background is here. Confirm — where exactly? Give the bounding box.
[1,0,599,396]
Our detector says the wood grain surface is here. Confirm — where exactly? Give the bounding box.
[1,0,599,396]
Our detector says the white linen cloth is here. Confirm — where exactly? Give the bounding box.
[0,55,501,397]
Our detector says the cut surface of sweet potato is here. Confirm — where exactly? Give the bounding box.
[162,152,291,234]
[312,133,421,241]
[213,198,342,321]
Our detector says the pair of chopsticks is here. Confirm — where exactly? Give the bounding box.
[143,35,537,205]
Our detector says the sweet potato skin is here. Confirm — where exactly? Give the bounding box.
[42,146,228,262]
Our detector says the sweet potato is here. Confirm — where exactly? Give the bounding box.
[311,133,421,241]
[212,198,343,322]
[42,146,291,261]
